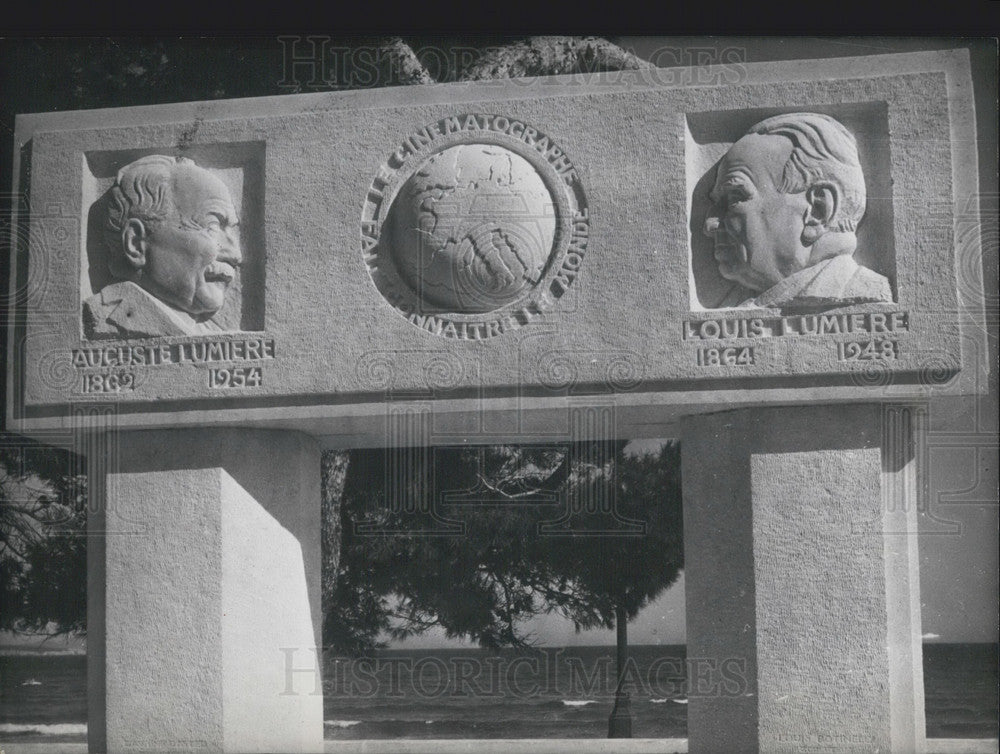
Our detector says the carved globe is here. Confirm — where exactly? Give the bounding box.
[389,144,557,313]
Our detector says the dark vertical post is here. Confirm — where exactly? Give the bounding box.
[608,604,633,738]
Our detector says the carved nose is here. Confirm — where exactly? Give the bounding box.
[221,229,243,265]
[703,214,721,237]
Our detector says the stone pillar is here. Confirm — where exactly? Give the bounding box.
[86,428,323,754]
[681,404,926,754]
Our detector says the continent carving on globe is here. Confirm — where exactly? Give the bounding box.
[389,144,557,313]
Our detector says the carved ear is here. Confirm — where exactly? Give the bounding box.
[121,218,148,272]
[803,182,839,241]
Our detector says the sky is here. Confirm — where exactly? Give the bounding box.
[391,575,687,650]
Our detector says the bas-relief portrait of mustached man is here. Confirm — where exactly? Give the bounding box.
[83,155,243,339]
[698,112,893,311]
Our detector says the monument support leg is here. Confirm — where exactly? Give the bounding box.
[86,428,324,754]
[681,404,926,754]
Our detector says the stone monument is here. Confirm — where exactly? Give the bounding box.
[4,47,990,754]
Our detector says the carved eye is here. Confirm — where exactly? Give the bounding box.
[204,213,225,230]
[726,187,750,206]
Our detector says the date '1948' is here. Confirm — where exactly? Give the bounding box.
[837,340,899,361]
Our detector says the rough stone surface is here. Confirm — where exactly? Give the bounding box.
[87,429,323,753]
[681,404,924,754]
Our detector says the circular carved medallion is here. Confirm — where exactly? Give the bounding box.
[362,113,589,340]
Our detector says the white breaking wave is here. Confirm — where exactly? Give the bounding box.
[562,700,597,707]
[0,723,88,735]
[649,698,668,703]
[671,698,688,704]
[324,720,361,728]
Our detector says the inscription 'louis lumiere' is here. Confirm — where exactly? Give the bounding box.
[71,337,276,368]
[683,311,909,340]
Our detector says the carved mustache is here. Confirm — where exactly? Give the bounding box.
[204,260,237,284]
[710,227,747,268]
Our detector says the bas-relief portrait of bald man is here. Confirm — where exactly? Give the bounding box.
[694,112,894,311]
[83,155,244,339]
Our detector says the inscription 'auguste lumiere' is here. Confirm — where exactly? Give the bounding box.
[72,337,276,368]
[683,311,909,340]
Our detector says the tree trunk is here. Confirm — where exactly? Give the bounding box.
[607,604,633,738]
[320,451,350,617]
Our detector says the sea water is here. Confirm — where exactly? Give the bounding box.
[1,644,996,742]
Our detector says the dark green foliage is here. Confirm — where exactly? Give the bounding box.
[323,441,683,654]
[554,442,684,630]
[0,434,87,635]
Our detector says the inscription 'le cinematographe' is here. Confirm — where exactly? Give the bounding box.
[382,114,581,184]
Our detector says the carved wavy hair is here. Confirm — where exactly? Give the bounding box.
[105,155,194,278]
[748,113,866,233]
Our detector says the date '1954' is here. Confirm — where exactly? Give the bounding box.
[208,366,263,388]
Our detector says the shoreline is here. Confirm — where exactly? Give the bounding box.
[1,738,998,754]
